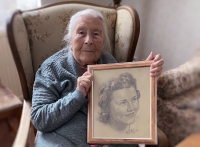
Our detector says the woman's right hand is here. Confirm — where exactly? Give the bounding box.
[77,71,92,97]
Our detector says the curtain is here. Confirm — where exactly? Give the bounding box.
[0,0,41,32]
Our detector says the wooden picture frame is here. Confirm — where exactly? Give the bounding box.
[87,61,157,145]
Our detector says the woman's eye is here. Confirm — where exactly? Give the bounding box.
[119,100,127,105]
[78,31,84,35]
[94,32,99,36]
[132,97,137,102]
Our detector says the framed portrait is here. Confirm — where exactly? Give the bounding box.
[87,61,157,145]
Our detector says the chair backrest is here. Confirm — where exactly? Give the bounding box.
[7,1,140,101]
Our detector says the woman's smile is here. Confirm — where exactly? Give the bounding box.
[125,112,135,118]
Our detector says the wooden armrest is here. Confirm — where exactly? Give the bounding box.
[12,100,31,147]
[175,133,200,147]
[146,128,169,147]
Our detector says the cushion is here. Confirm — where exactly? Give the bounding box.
[157,86,200,146]
[157,56,200,99]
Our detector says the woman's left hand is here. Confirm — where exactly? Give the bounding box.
[146,51,164,77]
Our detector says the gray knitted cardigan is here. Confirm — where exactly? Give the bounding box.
[31,48,138,147]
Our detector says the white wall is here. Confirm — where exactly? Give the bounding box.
[0,0,41,98]
[122,0,200,71]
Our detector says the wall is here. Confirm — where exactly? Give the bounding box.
[41,0,200,71]
[0,0,22,98]
[0,31,23,99]
[122,0,200,71]
[0,0,41,98]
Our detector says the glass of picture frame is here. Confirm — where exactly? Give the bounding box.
[87,61,157,145]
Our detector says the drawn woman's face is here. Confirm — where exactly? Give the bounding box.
[109,87,139,125]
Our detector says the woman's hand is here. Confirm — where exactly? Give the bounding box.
[77,71,92,97]
[146,52,164,77]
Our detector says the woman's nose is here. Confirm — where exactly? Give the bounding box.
[84,34,93,45]
[127,102,134,112]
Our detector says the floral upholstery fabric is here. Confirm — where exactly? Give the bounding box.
[157,87,200,147]
[22,5,117,73]
[157,52,200,147]
[157,56,200,99]
[12,3,137,98]
[115,9,135,62]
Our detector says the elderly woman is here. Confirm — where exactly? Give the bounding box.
[98,73,140,134]
[31,9,164,147]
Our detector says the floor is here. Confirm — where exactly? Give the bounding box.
[0,117,17,147]
[0,113,35,147]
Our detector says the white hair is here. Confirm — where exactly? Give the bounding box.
[63,9,111,52]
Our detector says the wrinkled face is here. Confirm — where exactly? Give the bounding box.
[109,87,139,125]
[70,15,104,67]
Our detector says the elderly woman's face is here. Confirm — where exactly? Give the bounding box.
[70,15,104,67]
[109,87,139,125]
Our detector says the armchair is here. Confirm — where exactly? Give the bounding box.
[6,1,167,147]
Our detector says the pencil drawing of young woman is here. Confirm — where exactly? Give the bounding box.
[98,72,140,134]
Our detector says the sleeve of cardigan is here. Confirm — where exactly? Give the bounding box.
[30,67,87,132]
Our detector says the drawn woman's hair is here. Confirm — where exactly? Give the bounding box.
[98,73,140,124]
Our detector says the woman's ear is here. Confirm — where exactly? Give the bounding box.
[70,40,73,51]
[68,36,73,51]
[136,90,140,99]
